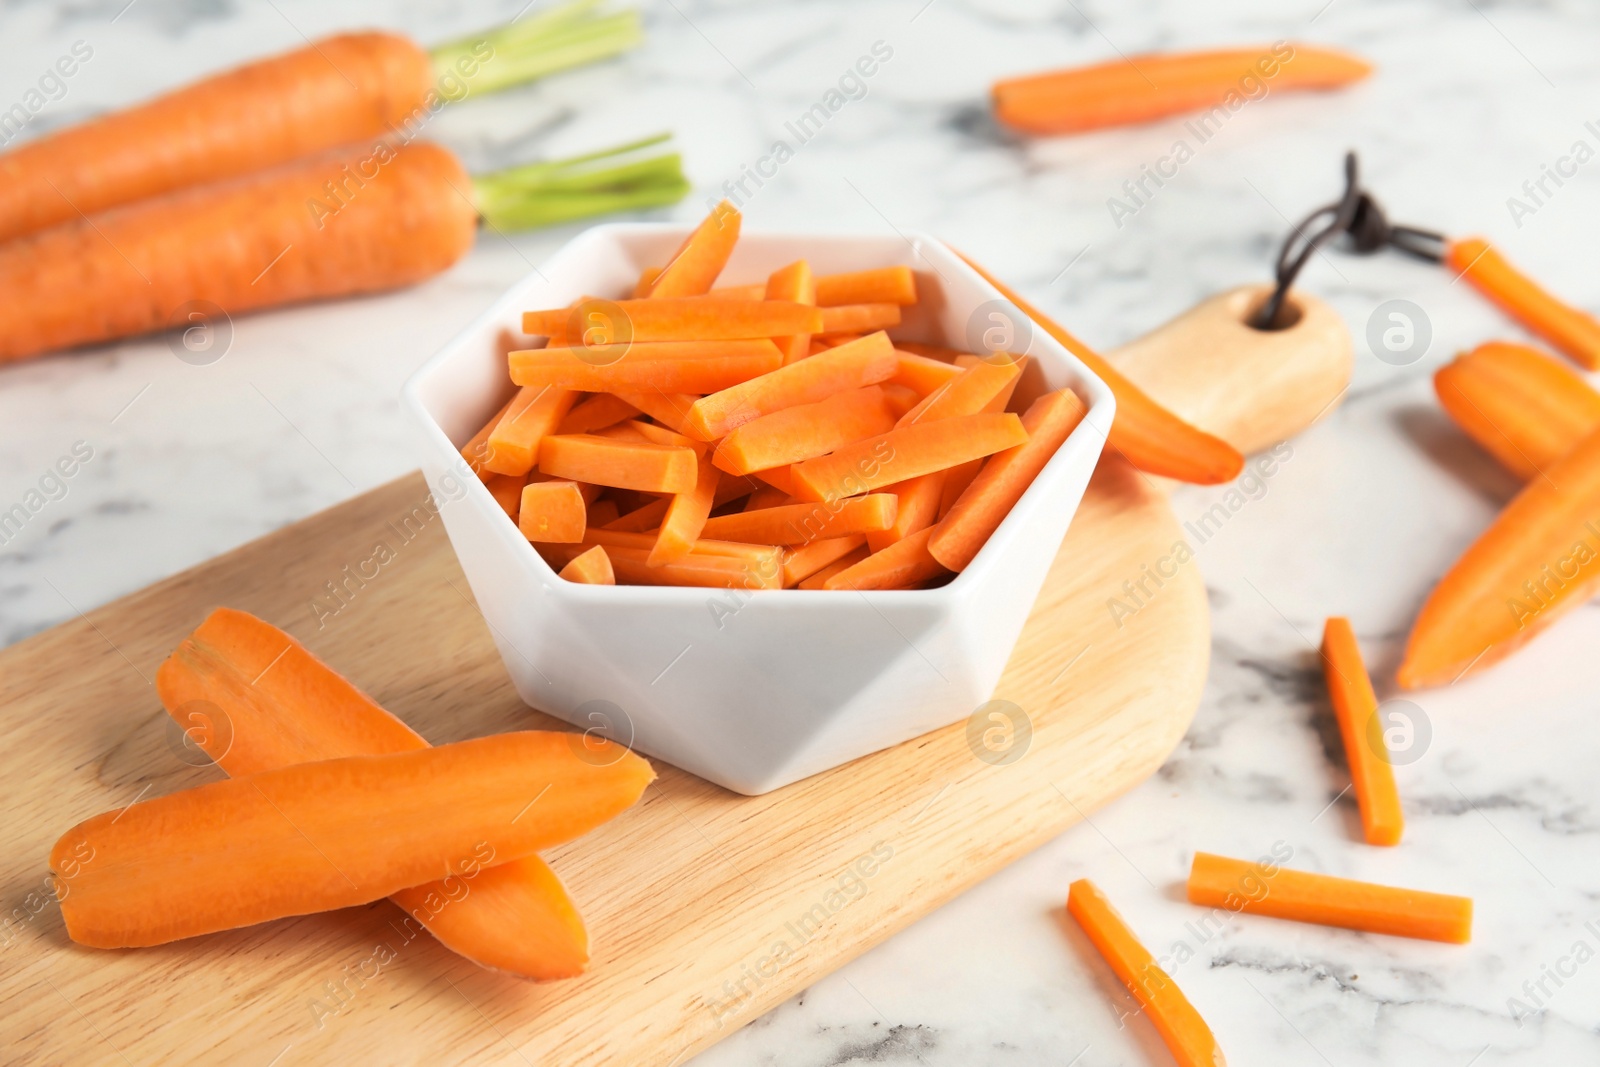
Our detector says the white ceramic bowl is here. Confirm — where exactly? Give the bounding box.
[401,225,1114,795]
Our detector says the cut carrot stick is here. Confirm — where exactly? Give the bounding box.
[485,472,527,519]
[818,303,902,335]
[700,494,898,545]
[868,471,946,552]
[557,392,641,435]
[810,334,862,352]
[509,340,782,393]
[684,332,900,440]
[938,458,983,519]
[929,389,1087,571]
[789,412,1029,503]
[754,466,795,495]
[644,200,741,297]
[521,298,822,342]
[632,266,661,298]
[585,497,620,529]
[543,539,781,589]
[581,528,777,565]
[463,395,516,482]
[955,250,1244,484]
[154,609,591,978]
[766,260,816,364]
[744,484,792,511]
[604,496,671,533]
[51,730,653,949]
[1447,238,1600,370]
[519,480,589,543]
[1321,618,1405,846]
[797,544,872,590]
[825,528,949,591]
[1067,878,1226,1067]
[815,266,917,307]
[994,44,1372,136]
[897,355,1022,427]
[1187,852,1472,943]
[599,419,705,455]
[714,475,762,506]
[891,350,966,397]
[559,545,615,585]
[781,535,866,587]
[1399,423,1600,688]
[896,341,975,362]
[539,434,698,493]
[651,452,720,565]
[709,282,764,301]
[613,389,701,433]
[484,385,577,476]
[713,386,898,476]
[1435,342,1600,480]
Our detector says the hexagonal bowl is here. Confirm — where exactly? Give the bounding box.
[400,224,1115,795]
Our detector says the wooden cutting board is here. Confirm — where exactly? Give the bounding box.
[0,284,1349,1065]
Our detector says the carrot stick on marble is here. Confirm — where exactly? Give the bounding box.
[818,303,902,335]
[1187,852,1472,943]
[1067,878,1227,1067]
[789,412,1029,503]
[154,609,595,978]
[539,434,699,494]
[509,340,783,394]
[781,534,867,587]
[824,527,949,591]
[684,331,900,440]
[521,298,822,342]
[766,260,817,363]
[642,199,741,298]
[712,386,898,476]
[1447,238,1600,370]
[700,494,898,545]
[1434,341,1600,480]
[928,389,1087,571]
[519,480,588,543]
[1320,617,1404,846]
[650,452,720,565]
[994,44,1372,136]
[559,545,615,584]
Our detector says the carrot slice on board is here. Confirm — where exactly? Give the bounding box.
[484,472,528,519]
[929,389,1087,571]
[789,412,1028,503]
[1435,341,1600,480]
[539,434,698,493]
[815,266,917,307]
[824,527,949,591]
[1187,852,1472,943]
[1447,238,1600,370]
[559,545,615,585]
[684,331,899,441]
[1320,617,1405,846]
[50,731,653,949]
[797,544,872,590]
[643,199,741,298]
[700,494,898,545]
[781,534,867,587]
[955,250,1244,484]
[867,471,945,552]
[651,452,720,565]
[462,395,516,482]
[994,44,1371,136]
[765,260,817,364]
[818,303,902,335]
[484,385,578,476]
[558,392,641,435]
[1398,423,1600,688]
[712,386,897,476]
[521,298,822,342]
[154,609,591,978]
[519,480,588,543]
[896,355,1022,427]
[1067,878,1227,1067]
[509,340,782,393]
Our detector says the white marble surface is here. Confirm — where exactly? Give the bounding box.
[5,0,1600,1063]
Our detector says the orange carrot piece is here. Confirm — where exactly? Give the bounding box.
[684,332,900,440]
[892,350,966,397]
[956,250,1244,484]
[651,452,720,565]
[744,484,792,511]
[581,528,777,565]
[462,396,517,482]
[797,544,872,590]
[557,393,642,435]
[1447,238,1600,370]
[1435,342,1600,480]
[897,355,1022,427]
[824,528,949,591]
[484,385,578,476]
[521,298,822,342]
[708,282,765,301]
[586,497,621,529]
[790,412,1028,503]
[929,390,1087,571]
[539,435,698,494]
[509,340,782,394]
[781,535,867,588]
[810,333,862,352]
[1187,852,1472,943]
[598,419,703,454]
[1398,424,1600,688]
[632,266,661,298]
[50,731,653,949]
[1067,878,1227,1067]
[938,459,983,519]
[815,266,917,307]
[994,44,1372,136]
[818,303,902,335]
[713,386,897,476]
[543,538,781,590]
[559,545,615,585]
[154,610,590,979]
[644,200,741,298]
[754,466,795,495]
[604,496,671,532]
[518,480,589,543]
[613,389,701,433]
[1321,618,1405,846]
[485,472,527,519]
[700,494,898,545]
[867,471,945,552]
[713,474,762,506]
[896,341,974,362]
[766,260,816,364]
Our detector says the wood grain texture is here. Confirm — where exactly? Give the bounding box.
[0,454,1205,1066]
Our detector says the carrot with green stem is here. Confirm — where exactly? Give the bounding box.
[1447,238,1600,370]
[1434,341,1600,480]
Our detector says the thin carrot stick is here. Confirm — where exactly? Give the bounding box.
[766,259,816,363]
[484,385,578,475]
[896,355,1022,427]
[824,528,949,591]
[580,528,777,565]
[683,332,899,440]
[521,298,822,341]
[867,471,945,552]
[994,44,1371,136]
[1447,238,1600,370]
[789,412,1029,503]
[539,434,698,493]
[462,396,516,482]
[754,466,795,495]
[929,389,1087,571]
[1321,618,1404,846]
[815,267,917,307]
[557,393,641,435]
[519,480,589,542]
[797,544,872,590]
[700,494,898,545]
[613,389,701,433]
[781,535,866,587]
[818,303,902,334]
[1067,878,1227,1067]
[644,200,741,297]
[154,609,590,978]
[632,266,661,298]
[542,539,781,589]
[559,545,615,584]
[50,731,654,949]
[650,452,720,565]
[1435,342,1600,480]
[744,485,792,511]
[938,459,983,519]
[712,386,897,476]
[508,340,783,393]
[485,472,527,518]
[1187,852,1472,943]
[896,341,975,362]
[891,350,965,396]
[955,250,1244,484]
